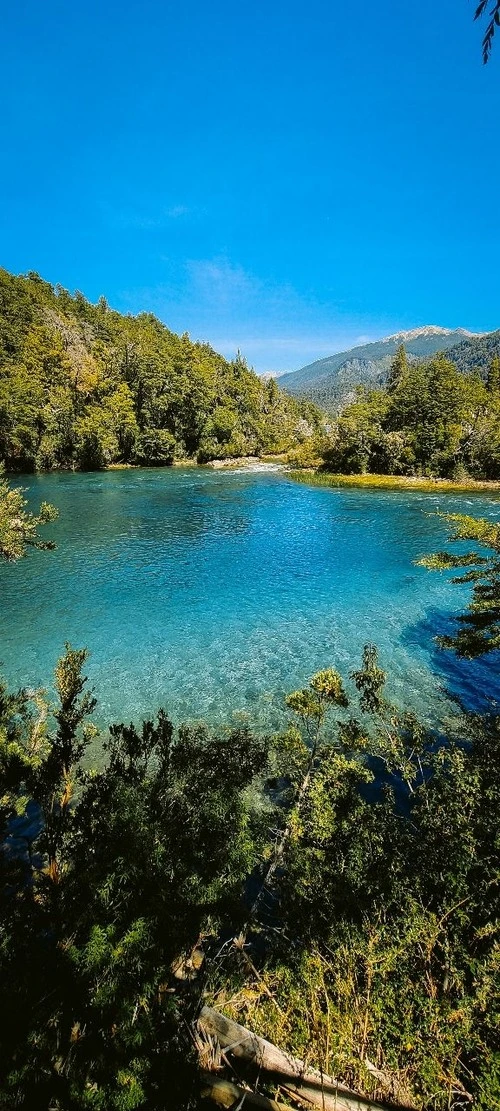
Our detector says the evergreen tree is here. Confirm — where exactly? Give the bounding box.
[0,268,322,472]
[419,511,500,656]
[318,356,499,480]
[386,342,408,392]
[486,354,500,394]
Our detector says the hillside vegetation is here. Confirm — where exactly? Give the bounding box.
[292,346,500,480]
[0,269,319,471]
[280,327,500,411]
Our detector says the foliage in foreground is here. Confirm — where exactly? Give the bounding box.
[0,646,270,1109]
[0,637,499,1110]
[1,477,500,1109]
[475,0,500,65]
[207,649,500,1111]
[419,512,500,657]
[0,464,58,560]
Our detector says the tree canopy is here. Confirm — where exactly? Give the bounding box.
[304,349,500,480]
[0,269,321,472]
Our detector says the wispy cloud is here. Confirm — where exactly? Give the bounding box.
[186,257,258,309]
[101,202,191,230]
[117,254,399,373]
[165,204,189,219]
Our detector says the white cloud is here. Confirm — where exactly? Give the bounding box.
[101,202,190,230]
[117,255,399,373]
[166,205,189,219]
[186,257,258,309]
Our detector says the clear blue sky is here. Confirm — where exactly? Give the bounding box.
[1,1,499,372]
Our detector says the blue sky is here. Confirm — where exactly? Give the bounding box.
[1,1,499,372]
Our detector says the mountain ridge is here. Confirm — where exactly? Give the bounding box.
[278,325,498,409]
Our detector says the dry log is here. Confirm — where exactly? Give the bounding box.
[198,1006,411,1111]
[200,1072,287,1110]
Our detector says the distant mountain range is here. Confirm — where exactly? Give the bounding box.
[278,326,500,409]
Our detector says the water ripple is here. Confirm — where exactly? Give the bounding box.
[1,467,499,731]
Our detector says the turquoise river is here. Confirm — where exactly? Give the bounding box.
[1,465,499,730]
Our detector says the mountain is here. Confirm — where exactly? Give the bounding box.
[0,268,320,471]
[446,329,500,377]
[278,326,488,409]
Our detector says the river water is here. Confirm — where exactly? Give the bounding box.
[1,465,499,730]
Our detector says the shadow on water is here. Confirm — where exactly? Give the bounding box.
[403,606,500,713]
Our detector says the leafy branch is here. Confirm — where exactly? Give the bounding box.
[475,0,500,64]
[0,465,58,561]
[418,511,500,656]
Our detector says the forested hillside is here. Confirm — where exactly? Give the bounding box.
[278,327,480,408]
[295,347,500,479]
[279,328,500,412]
[0,269,319,471]
[446,329,500,376]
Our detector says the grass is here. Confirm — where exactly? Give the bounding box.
[288,470,500,494]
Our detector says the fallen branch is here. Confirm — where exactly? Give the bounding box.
[200,1072,288,1110]
[198,1006,413,1111]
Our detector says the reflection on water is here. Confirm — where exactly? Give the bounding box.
[1,466,499,730]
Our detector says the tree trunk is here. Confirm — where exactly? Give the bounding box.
[200,1072,286,1110]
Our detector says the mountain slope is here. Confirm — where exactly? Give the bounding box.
[446,329,500,376]
[279,327,486,409]
[0,268,319,471]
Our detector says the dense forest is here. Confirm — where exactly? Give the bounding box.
[279,330,500,413]
[1,476,500,1110]
[278,326,483,409]
[291,346,500,479]
[0,269,320,471]
[3,269,500,485]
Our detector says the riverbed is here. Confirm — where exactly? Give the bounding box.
[1,465,499,730]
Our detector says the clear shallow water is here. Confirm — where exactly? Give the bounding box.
[1,466,500,730]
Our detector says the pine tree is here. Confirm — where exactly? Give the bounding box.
[486,354,500,394]
[386,342,408,392]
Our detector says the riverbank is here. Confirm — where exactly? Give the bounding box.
[206,455,286,469]
[63,455,286,473]
[289,470,500,494]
